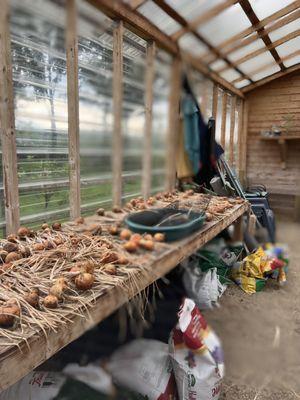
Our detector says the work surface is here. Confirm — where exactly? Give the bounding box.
[0,193,249,391]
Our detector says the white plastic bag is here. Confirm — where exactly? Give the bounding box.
[0,371,66,400]
[169,298,224,400]
[183,266,226,309]
[108,339,178,400]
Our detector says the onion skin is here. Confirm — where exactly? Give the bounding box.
[101,252,118,263]
[7,234,18,243]
[24,292,39,308]
[144,234,153,241]
[103,264,117,275]
[44,295,58,309]
[109,226,119,235]
[118,255,129,265]
[139,239,154,251]
[0,305,20,327]
[205,212,213,222]
[88,224,102,236]
[32,243,45,251]
[3,242,18,253]
[41,223,49,230]
[154,233,165,242]
[0,250,8,263]
[49,284,64,300]
[52,222,62,231]
[96,208,105,216]
[131,234,142,244]
[123,241,138,253]
[75,273,94,290]
[17,226,30,238]
[5,252,21,263]
[120,229,132,240]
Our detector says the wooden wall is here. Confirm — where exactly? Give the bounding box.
[246,71,300,217]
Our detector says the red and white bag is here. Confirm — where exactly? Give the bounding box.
[169,298,224,400]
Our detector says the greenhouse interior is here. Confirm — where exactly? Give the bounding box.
[0,0,299,399]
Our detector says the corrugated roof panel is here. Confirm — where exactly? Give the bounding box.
[249,0,295,20]
[166,0,224,22]
[138,1,181,35]
[250,64,281,81]
[268,19,300,42]
[220,69,241,82]
[284,54,300,67]
[179,33,209,56]
[228,38,265,62]
[238,52,275,74]
[276,36,300,57]
[235,79,251,88]
[197,3,251,46]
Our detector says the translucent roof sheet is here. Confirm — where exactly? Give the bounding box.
[228,38,265,62]
[220,69,241,82]
[138,1,181,35]
[179,33,209,56]
[250,64,281,81]
[249,0,295,20]
[276,37,300,57]
[235,79,251,88]
[210,59,227,71]
[238,52,276,74]
[268,19,300,42]
[197,3,251,46]
[284,54,300,67]
[166,0,225,22]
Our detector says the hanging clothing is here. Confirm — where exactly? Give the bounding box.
[176,117,194,179]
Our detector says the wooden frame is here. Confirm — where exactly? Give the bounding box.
[220,91,228,149]
[0,0,20,234]
[229,95,237,166]
[112,20,124,207]
[142,41,156,199]
[66,0,81,219]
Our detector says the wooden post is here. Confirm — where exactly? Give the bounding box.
[220,91,227,149]
[66,0,81,219]
[112,21,124,207]
[212,84,218,120]
[232,215,244,242]
[239,100,249,187]
[0,0,20,234]
[142,41,156,200]
[229,95,236,166]
[165,57,181,191]
[237,98,244,180]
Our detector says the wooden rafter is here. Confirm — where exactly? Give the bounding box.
[218,29,300,73]
[130,0,147,10]
[172,0,238,41]
[238,0,285,71]
[86,0,244,97]
[232,49,300,84]
[202,0,300,61]
[205,8,300,64]
[242,63,300,92]
[151,0,253,83]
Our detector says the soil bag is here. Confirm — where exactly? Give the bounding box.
[108,339,178,400]
[169,298,224,400]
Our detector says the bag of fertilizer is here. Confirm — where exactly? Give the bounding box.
[108,339,178,400]
[0,371,66,400]
[169,298,224,400]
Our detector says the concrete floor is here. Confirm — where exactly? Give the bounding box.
[203,218,300,399]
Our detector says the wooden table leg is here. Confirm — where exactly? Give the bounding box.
[232,215,244,242]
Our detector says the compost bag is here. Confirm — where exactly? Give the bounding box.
[169,298,224,400]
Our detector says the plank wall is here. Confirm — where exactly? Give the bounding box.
[246,71,300,217]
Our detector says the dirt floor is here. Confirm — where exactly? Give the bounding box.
[204,218,300,400]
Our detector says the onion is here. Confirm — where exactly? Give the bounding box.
[154,233,165,242]
[75,273,94,290]
[32,243,45,251]
[0,304,20,327]
[101,252,118,263]
[0,250,8,263]
[109,225,119,235]
[96,208,105,216]
[112,206,122,213]
[103,263,117,275]
[88,224,102,236]
[7,234,18,243]
[43,295,58,309]
[75,217,85,225]
[118,255,129,265]
[205,212,213,221]
[138,203,146,210]
[123,241,138,253]
[3,242,18,253]
[19,245,31,258]
[130,199,137,207]
[120,229,132,240]
[131,234,142,244]
[41,223,49,230]
[49,284,64,300]
[182,193,189,199]
[77,260,95,273]
[155,193,162,200]
[144,234,153,241]
[17,226,30,238]
[24,291,39,308]
[52,222,62,231]
[139,239,154,251]
[147,197,156,206]
[186,189,194,196]
[53,237,63,246]
[5,252,21,263]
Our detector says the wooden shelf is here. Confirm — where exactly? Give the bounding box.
[259,135,300,169]
[0,200,249,391]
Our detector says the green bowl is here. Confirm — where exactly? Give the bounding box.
[125,208,206,242]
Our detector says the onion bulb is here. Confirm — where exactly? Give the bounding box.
[101,252,118,263]
[5,252,21,263]
[75,272,94,290]
[41,223,49,230]
[0,303,20,327]
[17,226,30,238]
[139,239,154,251]
[75,217,85,225]
[88,224,102,236]
[144,234,153,241]
[154,233,165,242]
[0,250,8,263]
[112,206,122,213]
[131,233,142,244]
[7,234,18,243]
[52,222,62,231]
[24,291,39,308]
[123,241,138,253]
[44,295,58,309]
[186,189,194,196]
[3,242,18,253]
[109,225,119,235]
[96,208,105,216]
[205,212,213,221]
[32,243,45,251]
[118,255,129,265]
[120,229,132,240]
[103,263,117,275]
[49,284,64,300]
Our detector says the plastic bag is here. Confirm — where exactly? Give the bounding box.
[169,298,224,400]
[183,266,226,309]
[108,339,178,400]
[0,371,66,400]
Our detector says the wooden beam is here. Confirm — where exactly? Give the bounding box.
[239,100,248,187]
[239,0,285,71]
[172,0,238,40]
[112,20,124,207]
[220,91,228,149]
[210,8,300,65]
[130,0,147,9]
[86,0,244,98]
[142,41,156,199]
[232,49,300,84]
[0,0,20,234]
[236,99,244,178]
[229,95,236,165]
[242,63,300,92]
[166,57,181,190]
[203,0,300,58]
[66,0,81,220]
[151,0,252,83]
[212,84,219,120]
[218,29,300,73]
